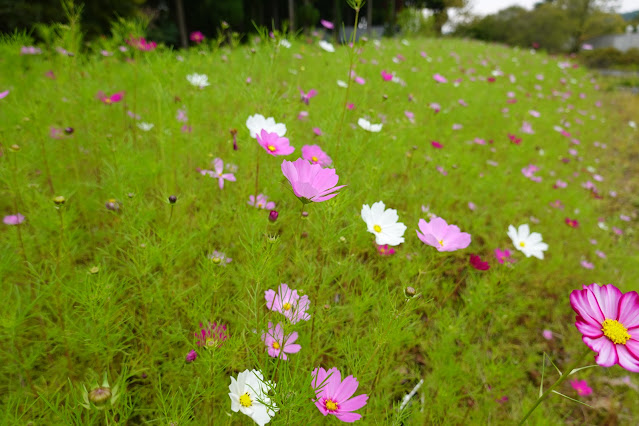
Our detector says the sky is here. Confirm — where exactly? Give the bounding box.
[470,0,639,15]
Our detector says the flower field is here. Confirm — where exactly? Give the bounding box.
[1,26,638,425]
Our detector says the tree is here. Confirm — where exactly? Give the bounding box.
[409,0,466,35]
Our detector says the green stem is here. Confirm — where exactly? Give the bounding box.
[518,348,592,425]
[254,144,260,200]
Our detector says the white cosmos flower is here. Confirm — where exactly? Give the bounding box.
[337,80,348,88]
[246,114,287,139]
[186,73,210,88]
[507,224,548,259]
[279,39,291,48]
[361,201,407,246]
[229,369,277,425]
[137,122,154,131]
[358,118,382,132]
[318,40,335,52]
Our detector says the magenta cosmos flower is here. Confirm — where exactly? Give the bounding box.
[265,283,311,324]
[190,31,204,43]
[300,88,317,105]
[311,367,368,423]
[257,129,294,156]
[281,158,345,204]
[301,145,332,167]
[570,283,639,372]
[261,322,301,360]
[97,91,124,104]
[416,217,471,252]
[194,322,229,349]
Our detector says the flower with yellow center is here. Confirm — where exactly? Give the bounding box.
[239,393,252,407]
[361,201,407,247]
[507,224,548,259]
[282,302,292,311]
[325,399,338,411]
[229,369,277,424]
[601,319,631,345]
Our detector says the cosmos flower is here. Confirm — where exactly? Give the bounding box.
[186,73,210,88]
[190,31,205,43]
[570,379,592,396]
[320,19,335,30]
[265,283,311,324]
[194,322,228,348]
[246,114,287,138]
[469,254,490,271]
[281,158,345,204]
[0,90,9,99]
[200,158,236,189]
[97,91,124,104]
[433,74,447,83]
[248,194,275,210]
[311,367,368,423]
[256,130,294,156]
[494,248,513,264]
[377,244,396,256]
[261,322,301,360]
[570,283,639,372]
[318,40,335,52]
[416,217,471,252]
[137,122,154,131]
[357,118,382,132]
[185,350,197,362]
[3,213,25,225]
[229,370,277,425]
[301,145,332,167]
[507,224,548,259]
[361,201,407,246]
[300,88,317,105]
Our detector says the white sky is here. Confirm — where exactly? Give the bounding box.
[469,0,638,15]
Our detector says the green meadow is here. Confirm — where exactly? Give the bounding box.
[1,22,638,425]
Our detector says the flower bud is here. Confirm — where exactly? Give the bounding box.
[404,286,416,298]
[9,144,20,152]
[64,127,74,135]
[185,349,197,363]
[53,196,66,205]
[168,195,177,204]
[268,210,278,222]
[88,387,112,405]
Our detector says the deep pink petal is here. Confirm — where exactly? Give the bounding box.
[618,291,639,328]
[575,317,604,338]
[570,288,605,326]
[587,284,622,319]
[583,335,618,367]
[616,344,639,372]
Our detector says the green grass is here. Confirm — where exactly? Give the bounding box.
[0,29,638,425]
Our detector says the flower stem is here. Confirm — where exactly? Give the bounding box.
[518,348,592,425]
[336,6,361,152]
[254,143,260,200]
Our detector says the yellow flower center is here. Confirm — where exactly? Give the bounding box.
[602,319,631,344]
[326,399,338,411]
[268,145,276,152]
[105,98,111,104]
[272,342,280,349]
[312,156,319,162]
[108,198,116,203]
[519,241,525,247]
[205,337,217,348]
[373,225,382,233]
[239,392,252,407]
[283,302,292,311]
[439,240,444,246]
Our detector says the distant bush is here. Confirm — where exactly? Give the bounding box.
[580,47,639,69]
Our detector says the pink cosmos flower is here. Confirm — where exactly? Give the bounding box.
[194,322,228,348]
[570,379,593,396]
[431,141,443,149]
[311,367,368,423]
[404,111,415,123]
[570,283,639,372]
[200,158,236,189]
[3,213,25,225]
[436,166,447,176]
[433,74,447,83]
[468,202,476,211]
[430,103,441,113]
[320,19,335,29]
[261,322,301,360]
[97,91,124,104]
[265,283,311,324]
[452,123,462,130]
[565,218,579,228]
[354,76,365,85]
[257,130,295,156]
[0,90,9,99]
[190,31,205,43]
[416,217,472,252]
[521,121,534,134]
[495,248,512,264]
[127,36,157,51]
[381,70,393,81]
[581,260,594,269]
[313,127,322,136]
[458,99,468,106]
[298,111,309,121]
[50,127,64,139]
[248,194,275,210]
[554,180,567,189]
[508,133,522,145]
[302,145,332,167]
[300,88,318,105]
[470,254,490,271]
[281,158,345,203]
[542,329,554,340]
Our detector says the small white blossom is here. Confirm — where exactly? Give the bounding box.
[186,73,210,88]
[507,224,548,259]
